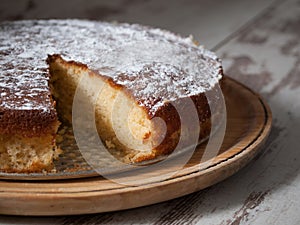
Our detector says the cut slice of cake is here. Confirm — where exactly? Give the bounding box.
[0,20,223,172]
[0,64,60,172]
[48,55,222,163]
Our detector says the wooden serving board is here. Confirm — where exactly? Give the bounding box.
[0,77,272,216]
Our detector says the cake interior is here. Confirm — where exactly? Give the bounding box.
[48,55,162,163]
[0,133,59,173]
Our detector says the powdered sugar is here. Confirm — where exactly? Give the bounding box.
[0,20,222,113]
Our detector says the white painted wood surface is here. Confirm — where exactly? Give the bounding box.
[0,0,299,224]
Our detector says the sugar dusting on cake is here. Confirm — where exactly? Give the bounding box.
[0,20,222,113]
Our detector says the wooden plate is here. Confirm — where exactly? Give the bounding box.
[0,77,272,216]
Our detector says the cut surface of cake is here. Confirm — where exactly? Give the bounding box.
[0,20,223,173]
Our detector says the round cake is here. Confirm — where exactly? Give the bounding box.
[0,20,223,172]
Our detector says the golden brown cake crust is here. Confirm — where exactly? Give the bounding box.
[0,108,58,137]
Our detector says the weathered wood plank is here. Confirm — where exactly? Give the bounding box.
[0,0,275,49]
[197,0,300,224]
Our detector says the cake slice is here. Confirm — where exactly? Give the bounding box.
[0,64,60,172]
[48,55,220,163]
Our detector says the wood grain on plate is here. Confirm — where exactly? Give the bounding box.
[0,77,272,216]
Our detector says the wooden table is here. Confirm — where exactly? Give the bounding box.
[0,0,299,224]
